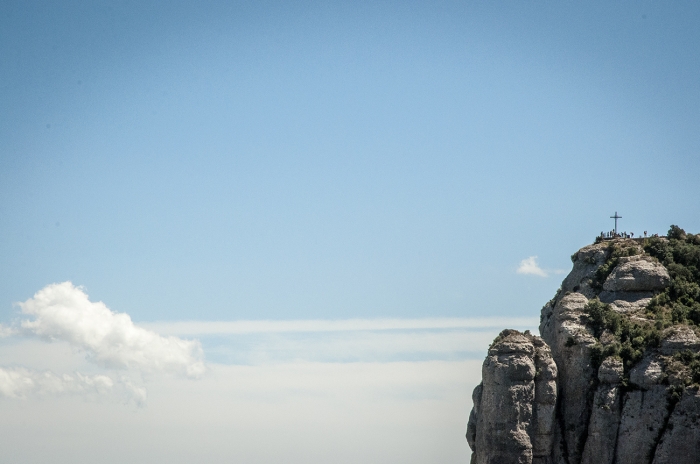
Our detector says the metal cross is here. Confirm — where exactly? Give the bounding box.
[610,211,622,234]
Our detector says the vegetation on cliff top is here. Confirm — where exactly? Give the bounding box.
[644,226,700,325]
[585,225,700,381]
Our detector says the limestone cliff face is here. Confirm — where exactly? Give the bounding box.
[467,235,700,464]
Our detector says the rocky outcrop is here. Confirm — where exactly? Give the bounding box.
[539,293,597,464]
[602,256,670,293]
[560,243,609,299]
[467,330,557,464]
[467,234,700,464]
[659,326,700,355]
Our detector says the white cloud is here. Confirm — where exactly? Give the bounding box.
[0,366,111,398]
[143,317,540,336]
[204,330,517,365]
[0,366,147,405]
[142,317,539,365]
[18,282,205,377]
[516,256,549,277]
[0,324,14,338]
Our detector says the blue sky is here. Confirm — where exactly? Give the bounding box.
[1,1,700,462]
[3,0,699,322]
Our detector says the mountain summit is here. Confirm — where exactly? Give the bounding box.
[467,226,700,464]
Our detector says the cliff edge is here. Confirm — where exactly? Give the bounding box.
[467,226,700,464]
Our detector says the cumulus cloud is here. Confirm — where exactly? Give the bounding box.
[0,366,111,398]
[18,282,205,378]
[0,324,14,338]
[516,256,548,277]
[0,366,146,405]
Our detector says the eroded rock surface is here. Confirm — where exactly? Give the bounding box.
[659,326,700,355]
[602,257,670,292]
[652,388,700,464]
[539,293,596,464]
[615,355,670,464]
[467,330,557,464]
[560,242,609,299]
[580,357,623,464]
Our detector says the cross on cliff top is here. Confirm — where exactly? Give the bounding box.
[610,211,622,234]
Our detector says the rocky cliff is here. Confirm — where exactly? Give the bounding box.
[467,226,700,464]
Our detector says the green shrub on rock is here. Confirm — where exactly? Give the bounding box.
[584,226,700,382]
[644,227,700,327]
[584,297,665,375]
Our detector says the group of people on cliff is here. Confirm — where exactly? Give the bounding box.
[599,230,658,240]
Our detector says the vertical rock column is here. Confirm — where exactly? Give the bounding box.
[531,337,558,464]
[580,357,624,464]
[467,330,557,464]
[615,355,670,464]
[652,387,700,464]
[540,292,597,464]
